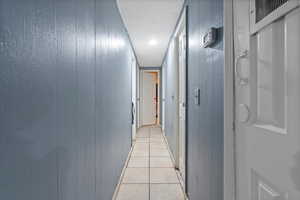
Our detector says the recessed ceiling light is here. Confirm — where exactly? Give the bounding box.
[148,39,158,46]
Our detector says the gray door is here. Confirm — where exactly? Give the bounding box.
[234,0,300,199]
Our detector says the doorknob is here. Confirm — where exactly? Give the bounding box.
[235,50,249,86]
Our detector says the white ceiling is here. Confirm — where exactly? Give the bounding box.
[117,0,184,67]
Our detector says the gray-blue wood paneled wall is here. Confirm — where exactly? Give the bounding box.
[0,0,133,199]
[187,0,224,199]
[162,40,179,158]
[162,0,224,199]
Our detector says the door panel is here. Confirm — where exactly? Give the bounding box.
[141,71,157,126]
[234,1,300,199]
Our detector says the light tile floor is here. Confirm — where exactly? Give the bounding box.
[115,126,185,200]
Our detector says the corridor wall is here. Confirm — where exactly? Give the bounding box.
[162,39,179,159]
[162,0,224,199]
[0,0,134,199]
[186,0,224,199]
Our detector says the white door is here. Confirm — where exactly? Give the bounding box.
[141,71,157,126]
[234,1,300,199]
[178,31,186,185]
[131,58,137,141]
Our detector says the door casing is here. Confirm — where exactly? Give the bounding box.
[139,69,160,126]
[224,0,236,199]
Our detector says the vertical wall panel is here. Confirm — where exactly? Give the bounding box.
[163,40,179,157]
[75,0,96,199]
[95,1,132,199]
[187,0,224,199]
[0,0,134,199]
[56,0,78,199]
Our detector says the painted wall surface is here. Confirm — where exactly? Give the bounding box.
[0,0,134,199]
[162,39,179,158]
[186,0,224,199]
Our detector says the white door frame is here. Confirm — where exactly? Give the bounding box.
[224,0,236,200]
[139,69,160,127]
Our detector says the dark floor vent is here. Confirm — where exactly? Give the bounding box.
[256,0,289,22]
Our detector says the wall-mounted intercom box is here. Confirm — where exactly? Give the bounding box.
[202,27,217,48]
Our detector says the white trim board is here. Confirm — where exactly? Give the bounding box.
[224,0,236,200]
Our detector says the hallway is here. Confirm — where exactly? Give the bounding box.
[2,0,300,199]
[114,126,185,200]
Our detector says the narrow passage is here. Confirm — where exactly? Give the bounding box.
[115,126,185,200]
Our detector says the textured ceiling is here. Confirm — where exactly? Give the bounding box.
[117,0,184,67]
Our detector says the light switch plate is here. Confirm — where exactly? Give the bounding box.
[194,88,200,105]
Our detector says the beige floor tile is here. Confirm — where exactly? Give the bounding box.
[128,157,149,168]
[150,184,185,200]
[150,168,179,183]
[137,134,150,138]
[150,157,173,168]
[150,134,162,138]
[150,134,164,139]
[136,128,150,137]
[123,168,149,183]
[150,130,162,134]
[134,143,149,149]
[151,130,162,134]
[133,143,149,151]
[150,143,167,150]
[116,184,149,200]
[132,148,149,157]
[150,138,165,143]
[150,148,170,157]
[150,127,162,132]
[139,126,150,130]
[136,138,150,143]
[150,142,165,147]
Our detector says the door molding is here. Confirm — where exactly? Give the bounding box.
[224,0,236,200]
[139,69,160,126]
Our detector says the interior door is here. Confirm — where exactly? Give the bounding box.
[234,1,300,200]
[141,71,157,126]
[178,31,186,185]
